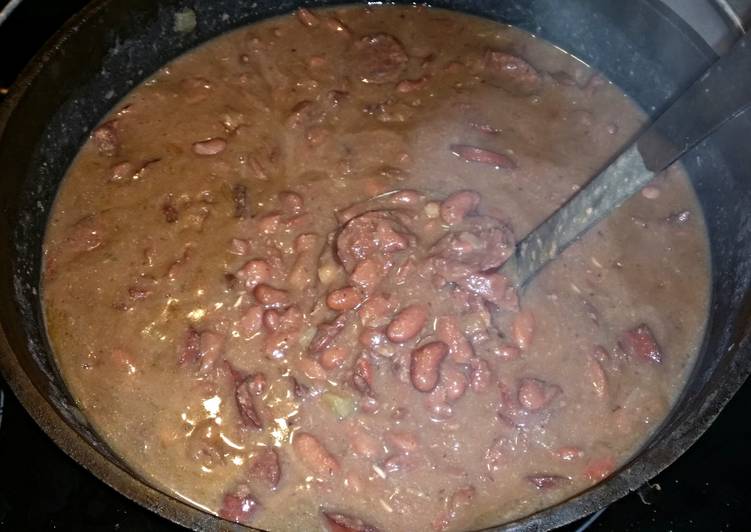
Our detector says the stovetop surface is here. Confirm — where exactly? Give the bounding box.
[1,1,750,530]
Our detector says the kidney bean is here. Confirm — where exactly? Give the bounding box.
[470,358,492,392]
[324,16,352,37]
[257,212,282,234]
[386,304,428,343]
[396,76,429,93]
[584,456,616,482]
[436,316,473,363]
[512,309,535,350]
[293,432,340,478]
[310,314,348,353]
[320,346,348,370]
[236,259,271,289]
[483,49,541,94]
[198,331,224,373]
[236,376,263,428]
[350,259,385,293]
[433,485,476,531]
[618,323,663,364]
[353,355,374,394]
[278,191,304,213]
[323,511,380,532]
[254,284,289,308]
[298,357,327,381]
[246,373,267,396]
[351,33,408,84]
[192,137,227,156]
[359,328,388,349]
[386,431,420,453]
[295,7,319,27]
[219,488,259,525]
[262,309,282,331]
[91,120,119,157]
[326,286,362,311]
[441,364,468,402]
[586,352,608,397]
[178,327,201,365]
[450,144,516,169]
[410,342,449,392]
[518,377,561,411]
[440,191,481,226]
[484,437,514,472]
[349,428,382,459]
[554,447,583,462]
[527,474,569,490]
[247,448,280,490]
[358,294,394,327]
[239,305,264,335]
[492,343,522,361]
[382,453,419,474]
[294,233,318,253]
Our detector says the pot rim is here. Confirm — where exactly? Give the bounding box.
[1,1,750,531]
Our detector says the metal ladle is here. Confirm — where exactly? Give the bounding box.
[501,31,751,288]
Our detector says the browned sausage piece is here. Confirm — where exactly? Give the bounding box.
[323,511,381,532]
[410,342,449,392]
[293,432,340,477]
[436,316,473,363]
[618,323,663,364]
[440,191,481,226]
[350,33,408,84]
[326,286,362,311]
[450,144,516,169]
[387,304,428,343]
[247,448,281,490]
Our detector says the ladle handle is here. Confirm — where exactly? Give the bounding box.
[502,32,751,289]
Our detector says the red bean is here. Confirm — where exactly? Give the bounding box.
[450,144,516,169]
[239,305,264,335]
[396,76,429,93]
[247,448,280,490]
[236,259,272,289]
[262,309,281,331]
[441,365,468,402]
[349,429,382,459]
[91,120,119,157]
[518,377,561,411]
[351,33,408,84]
[386,431,420,453]
[278,191,304,213]
[254,284,289,308]
[584,456,616,482]
[350,259,385,293]
[324,16,351,38]
[512,310,535,350]
[359,328,389,349]
[436,316,473,363]
[357,294,393,327]
[320,346,348,370]
[293,432,339,478]
[236,376,263,428]
[246,373,267,396]
[410,341,448,392]
[470,358,492,392]
[298,357,327,381]
[440,190,481,225]
[219,489,259,525]
[322,511,380,532]
[295,7,319,27]
[483,49,541,95]
[294,233,319,253]
[554,447,584,462]
[178,327,201,365]
[353,355,374,394]
[198,331,224,373]
[192,137,227,155]
[586,352,608,397]
[618,323,663,364]
[326,286,362,311]
[527,474,569,490]
[492,343,522,361]
[386,304,428,343]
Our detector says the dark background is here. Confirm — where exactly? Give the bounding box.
[1,1,750,530]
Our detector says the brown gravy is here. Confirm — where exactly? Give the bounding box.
[43,5,709,531]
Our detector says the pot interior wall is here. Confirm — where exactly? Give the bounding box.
[1,0,750,530]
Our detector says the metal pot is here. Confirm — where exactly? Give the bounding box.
[1,1,750,530]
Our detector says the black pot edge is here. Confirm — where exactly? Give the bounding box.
[0,1,750,531]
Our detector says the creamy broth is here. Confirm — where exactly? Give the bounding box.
[43,5,709,531]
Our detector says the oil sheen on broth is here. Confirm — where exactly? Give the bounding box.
[43,5,710,531]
